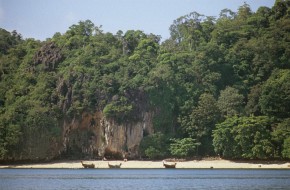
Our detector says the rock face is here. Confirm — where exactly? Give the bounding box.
[62,111,154,159]
[33,41,63,71]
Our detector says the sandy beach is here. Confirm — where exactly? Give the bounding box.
[1,159,289,169]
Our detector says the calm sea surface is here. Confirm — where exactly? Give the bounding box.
[0,169,290,190]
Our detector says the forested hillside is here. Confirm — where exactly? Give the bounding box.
[0,1,290,162]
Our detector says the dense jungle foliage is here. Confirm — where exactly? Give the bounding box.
[0,0,290,161]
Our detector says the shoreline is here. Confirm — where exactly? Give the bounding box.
[1,159,290,169]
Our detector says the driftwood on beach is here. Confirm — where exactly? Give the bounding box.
[81,161,95,168]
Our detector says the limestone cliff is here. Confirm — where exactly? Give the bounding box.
[61,111,154,159]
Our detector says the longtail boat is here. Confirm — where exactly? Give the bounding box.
[108,162,122,168]
[81,161,95,168]
[163,161,176,168]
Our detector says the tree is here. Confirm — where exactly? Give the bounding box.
[123,30,146,55]
[245,84,262,116]
[259,69,290,118]
[212,116,237,158]
[67,20,97,37]
[212,9,237,47]
[169,138,200,157]
[233,116,274,159]
[271,0,290,20]
[169,12,206,51]
[282,137,290,159]
[0,120,21,159]
[213,116,274,159]
[63,20,103,50]
[103,96,133,123]
[139,132,169,159]
[183,93,220,155]
[217,87,244,117]
[237,2,252,20]
[0,29,22,55]
[271,118,290,157]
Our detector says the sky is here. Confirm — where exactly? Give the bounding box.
[0,0,276,41]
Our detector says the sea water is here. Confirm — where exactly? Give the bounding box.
[0,169,290,190]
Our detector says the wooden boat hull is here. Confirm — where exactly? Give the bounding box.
[81,162,95,168]
[163,162,176,168]
[108,163,122,168]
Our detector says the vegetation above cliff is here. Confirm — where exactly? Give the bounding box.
[0,1,290,161]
